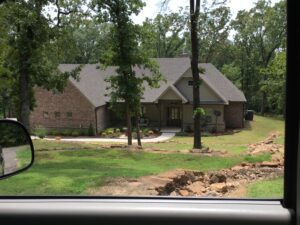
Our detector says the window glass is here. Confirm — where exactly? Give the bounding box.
[0,0,286,198]
[43,112,49,119]
[66,112,72,118]
[54,112,60,118]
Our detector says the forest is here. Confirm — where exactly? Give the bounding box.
[0,0,286,128]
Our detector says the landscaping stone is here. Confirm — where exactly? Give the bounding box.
[210,183,228,193]
[178,189,190,196]
[209,173,226,184]
[186,181,206,194]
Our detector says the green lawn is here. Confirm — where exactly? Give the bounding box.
[0,148,269,195]
[16,145,32,168]
[0,115,284,196]
[144,115,284,155]
[247,177,283,198]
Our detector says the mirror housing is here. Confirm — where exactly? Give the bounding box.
[0,119,34,179]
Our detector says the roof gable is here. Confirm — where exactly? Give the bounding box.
[155,85,188,103]
[58,59,246,107]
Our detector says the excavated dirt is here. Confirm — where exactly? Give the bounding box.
[90,132,284,197]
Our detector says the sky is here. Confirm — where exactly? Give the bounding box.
[132,0,281,24]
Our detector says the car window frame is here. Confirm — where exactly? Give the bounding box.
[0,0,299,224]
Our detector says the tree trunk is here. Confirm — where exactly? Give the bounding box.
[19,69,31,130]
[126,102,132,145]
[136,116,142,147]
[260,92,266,115]
[190,0,202,149]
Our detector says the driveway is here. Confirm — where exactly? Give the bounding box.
[39,129,180,143]
[2,146,19,175]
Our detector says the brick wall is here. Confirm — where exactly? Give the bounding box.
[30,81,96,130]
[224,102,245,129]
[96,105,111,133]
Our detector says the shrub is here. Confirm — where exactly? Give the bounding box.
[176,132,189,137]
[115,128,120,133]
[51,129,60,136]
[34,126,47,139]
[147,130,154,136]
[142,128,150,134]
[88,123,95,136]
[107,129,114,135]
[71,131,80,137]
[80,129,89,136]
[184,125,193,133]
[121,127,127,132]
[61,129,73,136]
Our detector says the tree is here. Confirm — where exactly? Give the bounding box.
[0,0,83,129]
[140,11,188,58]
[59,20,112,64]
[231,0,286,114]
[190,0,202,149]
[260,51,286,114]
[198,4,231,63]
[91,0,163,146]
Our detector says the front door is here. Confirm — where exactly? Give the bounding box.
[167,107,181,127]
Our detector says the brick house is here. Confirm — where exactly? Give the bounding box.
[30,58,247,133]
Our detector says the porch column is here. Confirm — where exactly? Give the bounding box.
[159,101,162,130]
[181,103,184,131]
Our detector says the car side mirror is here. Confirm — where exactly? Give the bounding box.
[0,120,34,179]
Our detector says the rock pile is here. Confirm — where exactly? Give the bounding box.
[247,132,284,167]
[156,163,283,197]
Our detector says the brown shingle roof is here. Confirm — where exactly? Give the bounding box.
[58,58,246,107]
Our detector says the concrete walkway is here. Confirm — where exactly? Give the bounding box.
[37,129,179,143]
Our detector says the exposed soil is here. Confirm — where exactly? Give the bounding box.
[89,132,284,197]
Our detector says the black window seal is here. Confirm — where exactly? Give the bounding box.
[282,0,299,211]
[0,1,298,216]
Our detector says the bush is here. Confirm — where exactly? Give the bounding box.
[51,129,60,136]
[88,123,95,136]
[115,128,120,133]
[71,131,80,137]
[34,126,47,139]
[147,130,154,136]
[184,125,193,133]
[80,129,89,136]
[61,129,72,136]
[175,131,189,137]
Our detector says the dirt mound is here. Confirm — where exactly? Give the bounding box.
[156,164,282,197]
[247,131,284,167]
[90,162,283,197]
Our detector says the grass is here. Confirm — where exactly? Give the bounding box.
[33,140,99,151]
[0,148,268,195]
[0,115,284,196]
[247,177,283,198]
[144,115,284,155]
[16,145,32,168]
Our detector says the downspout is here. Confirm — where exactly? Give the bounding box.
[95,108,98,135]
[242,102,245,128]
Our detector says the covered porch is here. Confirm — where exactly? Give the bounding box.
[141,84,189,131]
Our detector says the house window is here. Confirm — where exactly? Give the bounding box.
[66,112,72,118]
[54,112,60,119]
[43,111,49,119]
[188,80,193,86]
